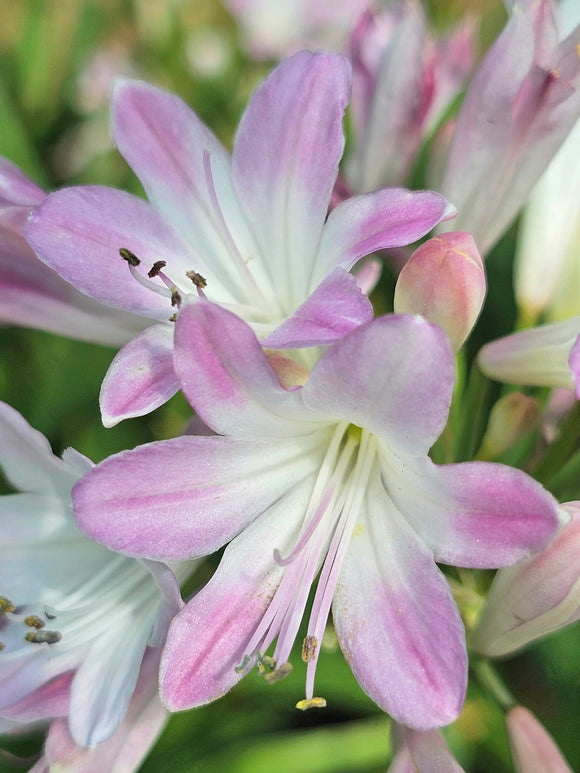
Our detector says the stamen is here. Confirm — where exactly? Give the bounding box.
[0,597,15,613]
[186,270,207,289]
[301,635,317,663]
[25,630,62,645]
[24,615,45,629]
[119,248,174,300]
[171,288,182,307]
[296,697,327,711]
[119,247,140,266]
[148,260,167,278]
[263,662,293,684]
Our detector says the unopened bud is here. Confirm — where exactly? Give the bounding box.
[394,232,485,351]
[477,393,539,460]
[506,706,573,773]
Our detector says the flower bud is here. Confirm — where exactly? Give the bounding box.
[470,504,579,657]
[394,232,485,351]
[477,392,539,460]
[506,706,573,773]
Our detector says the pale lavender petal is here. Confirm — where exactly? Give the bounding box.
[506,706,574,773]
[25,186,197,318]
[99,323,178,427]
[0,157,44,206]
[161,477,313,709]
[174,301,314,436]
[232,51,351,306]
[0,672,72,724]
[383,455,561,568]
[73,433,325,560]
[389,724,466,773]
[260,268,373,349]
[568,334,580,397]
[302,315,455,455]
[312,188,455,289]
[333,469,467,729]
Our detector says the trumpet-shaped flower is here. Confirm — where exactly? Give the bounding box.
[0,402,186,747]
[72,303,560,729]
[0,157,147,346]
[24,52,453,427]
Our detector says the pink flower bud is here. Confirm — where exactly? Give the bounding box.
[477,392,539,460]
[471,504,579,657]
[394,231,485,351]
[506,706,573,773]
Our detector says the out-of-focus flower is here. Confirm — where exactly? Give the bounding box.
[476,393,539,461]
[471,501,579,656]
[25,52,453,427]
[27,651,168,773]
[388,722,465,772]
[506,706,574,773]
[393,231,485,352]
[347,2,474,192]
[478,316,580,395]
[0,158,147,345]
[72,304,561,729]
[225,0,371,59]
[0,402,187,747]
[439,0,580,255]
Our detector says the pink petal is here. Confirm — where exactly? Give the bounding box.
[389,724,466,773]
[388,456,561,568]
[25,186,196,318]
[332,471,467,729]
[0,157,44,206]
[506,706,574,773]
[174,301,313,436]
[232,51,351,300]
[161,478,312,709]
[312,188,455,289]
[302,314,455,455]
[73,433,324,560]
[0,672,72,724]
[99,324,178,427]
[260,268,373,349]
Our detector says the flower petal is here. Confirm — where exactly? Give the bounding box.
[73,433,325,560]
[161,477,313,709]
[99,324,178,427]
[260,267,373,349]
[0,157,44,206]
[301,314,455,455]
[232,51,351,308]
[174,301,315,436]
[25,186,196,318]
[332,468,467,729]
[384,455,561,568]
[312,188,455,289]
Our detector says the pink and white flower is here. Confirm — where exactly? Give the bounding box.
[24,52,453,428]
[72,303,561,729]
[0,402,186,747]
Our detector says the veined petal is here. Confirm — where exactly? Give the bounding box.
[0,157,44,206]
[312,189,455,290]
[99,324,178,427]
[389,724,466,773]
[232,51,351,309]
[302,315,455,455]
[260,268,373,349]
[383,455,561,568]
[161,477,314,710]
[25,186,197,318]
[73,433,326,560]
[332,468,467,729]
[174,301,316,436]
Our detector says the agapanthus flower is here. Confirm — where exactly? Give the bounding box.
[24,51,453,427]
[0,157,147,346]
[72,302,561,729]
[0,402,188,747]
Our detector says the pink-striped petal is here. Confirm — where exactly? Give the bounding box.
[312,188,455,289]
[260,268,373,349]
[232,51,351,303]
[73,433,325,560]
[302,314,455,455]
[99,324,178,427]
[174,301,315,436]
[161,477,313,709]
[332,469,467,729]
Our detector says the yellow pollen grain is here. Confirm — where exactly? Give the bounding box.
[351,523,364,539]
[296,697,327,711]
[263,662,293,684]
[24,615,45,629]
[0,597,15,613]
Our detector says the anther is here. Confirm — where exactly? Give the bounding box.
[169,313,178,323]
[0,597,15,613]
[25,630,62,645]
[24,615,45,629]
[171,288,182,307]
[263,662,293,684]
[119,248,141,267]
[186,270,207,289]
[256,654,276,676]
[148,260,167,278]
[301,635,317,663]
[296,697,327,711]
[0,641,5,651]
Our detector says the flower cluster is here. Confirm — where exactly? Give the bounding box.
[1,1,579,771]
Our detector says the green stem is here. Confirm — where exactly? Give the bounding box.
[472,659,517,712]
[532,401,580,485]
